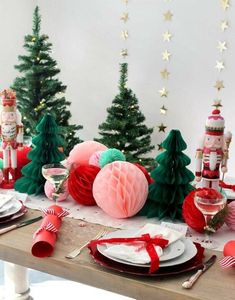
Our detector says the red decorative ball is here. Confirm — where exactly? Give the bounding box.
[182,189,206,233]
[68,164,100,206]
[133,163,154,185]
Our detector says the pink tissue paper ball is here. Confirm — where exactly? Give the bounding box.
[89,151,104,167]
[44,180,68,202]
[93,161,148,218]
[225,201,235,231]
[67,141,107,166]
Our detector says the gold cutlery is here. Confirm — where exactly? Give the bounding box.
[182,255,217,289]
[65,228,108,259]
[0,216,43,235]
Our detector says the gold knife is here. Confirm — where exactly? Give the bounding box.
[0,216,43,235]
[182,255,217,289]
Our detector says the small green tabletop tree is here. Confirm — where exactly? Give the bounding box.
[141,129,195,220]
[14,113,65,195]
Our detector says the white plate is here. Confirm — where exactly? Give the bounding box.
[97,229,196,268]
[0,200,22,219]
[0,194,14,212]
[0,200,14,213]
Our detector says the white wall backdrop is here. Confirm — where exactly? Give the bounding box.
[0,0,235,176]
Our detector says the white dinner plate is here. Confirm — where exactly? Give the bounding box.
[0,200,14,213]
[97,229,197,268]
[0,200,22,219]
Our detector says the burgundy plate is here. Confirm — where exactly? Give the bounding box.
[0,203,27,224]
[88,242,204,276]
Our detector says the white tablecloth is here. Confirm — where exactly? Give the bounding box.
[3,190,235,252]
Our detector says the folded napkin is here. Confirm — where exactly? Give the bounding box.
[104,223,184,264]
[0,194,13,210]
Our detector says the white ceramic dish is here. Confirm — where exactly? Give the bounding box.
[0,200,22,219]
[97,229,197,268]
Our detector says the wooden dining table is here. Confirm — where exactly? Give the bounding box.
[0,209,234,300]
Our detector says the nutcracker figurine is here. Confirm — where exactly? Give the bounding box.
[0,89,23,188]
[195,102,232,190]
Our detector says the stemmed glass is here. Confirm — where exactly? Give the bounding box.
[194,189,227,249]
[42,163,69,203]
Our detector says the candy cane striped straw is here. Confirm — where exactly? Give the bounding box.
[220,256,235,268]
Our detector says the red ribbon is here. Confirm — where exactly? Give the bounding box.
[219,180,235,191]
[89,233,169,273]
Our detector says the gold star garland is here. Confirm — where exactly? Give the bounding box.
[157,3,174,150]
[120,0,129,59]
[213,1,230,100]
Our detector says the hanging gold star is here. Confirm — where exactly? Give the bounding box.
[123,0,128,4]
[160,105,168,114]
[159,87,168,97]
[215,61,225,72]
[214,80,225,91]
[162,30,172,42]
[164,10,173,21]
[121,12,129,23]
[213,100,223,109]
[221,0,230,10]
[31,37,36,42]
[220,20,229,32]
[158,123,167,132]
[160,68,170,79]
[162,50,171,61]
[120,49,128,58]
[121,30,129,40]
[217,41,227,53]
[157,143,164,151]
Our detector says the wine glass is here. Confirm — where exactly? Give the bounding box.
[42,163,69,202]
[194,189,227,249]
[23,135,33,147]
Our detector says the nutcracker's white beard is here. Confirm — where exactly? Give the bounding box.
[209,151,217,171]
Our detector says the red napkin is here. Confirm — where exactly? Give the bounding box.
[31,205,69,257]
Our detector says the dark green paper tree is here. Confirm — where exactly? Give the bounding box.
[96,63,155,169]
[141,130,195,220]
[12,6,83,154]
[14,113,65,195]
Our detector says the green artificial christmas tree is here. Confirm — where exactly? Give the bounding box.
[14,113,65,195]
[141,130,195,220]
[12,6,82,154]
[96,63,155,169]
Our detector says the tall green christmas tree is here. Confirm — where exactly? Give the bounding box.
[14,113,65,195]
[141,130,195,220]
[96,63,155,168]
[12,6,82,154]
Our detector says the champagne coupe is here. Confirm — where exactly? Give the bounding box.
[42,163,69,202]
[194,190,227,249]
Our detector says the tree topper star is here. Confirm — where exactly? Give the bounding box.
[221,0,230,10]
[121,30,129,40]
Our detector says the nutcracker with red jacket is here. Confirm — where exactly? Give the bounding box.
[195,102,232,190]
[0,89,23,188]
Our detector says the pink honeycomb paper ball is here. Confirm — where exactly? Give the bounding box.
[225,201,235,231]
[89,151,104,167]
[93,161,148,218]
[44,180,68,202]
[67,141,107,166]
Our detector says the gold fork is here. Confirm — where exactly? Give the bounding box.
[65,228,108,259]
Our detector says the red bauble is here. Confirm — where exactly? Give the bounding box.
[68,164,100,206]
[133,163,154,185]
[0,146,31,179]
[182,189,206,233]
